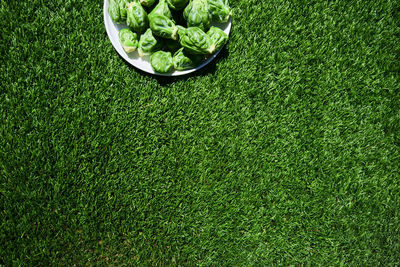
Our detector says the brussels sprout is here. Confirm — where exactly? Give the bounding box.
[150,51,174,73]
[138,28,163,57]
[126,0,149,33]
[173,48,203,70]
[183,0,211,31]
[108,0,121,23]
[149,14,179,40]
[164,39,181,52]
[119,28,138,53]
[140,0,156,7]
[166,0,189,10]
[119,0,130,22]
[149,0,173,19]
[207,26,228,51]
[208,0,231,23]
[177,25,186,35]
[179,27,214,54]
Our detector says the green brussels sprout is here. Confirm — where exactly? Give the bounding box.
[150,51,174,73]
[149,0,173,19]
[179,27,215,54]
[108,0,122,23]
[140,0,156,7]
[164,39,181,52]
[119,0,130,22]
[208,0,231,23]
[183,0,211,31]
[166,0,189,10]
[138,28,163,57]
[207,26,228,51]
[149,14,179,40]
[119,28,138,53]
[177,25,186,35]
[173,48,203,70]
[126,0,149,33]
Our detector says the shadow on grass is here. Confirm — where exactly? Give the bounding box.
[120,46,230,86]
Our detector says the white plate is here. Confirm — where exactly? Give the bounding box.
[103,0,232,76]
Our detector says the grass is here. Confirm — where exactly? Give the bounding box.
[1,0,400,265]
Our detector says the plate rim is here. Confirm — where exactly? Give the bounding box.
[103,0,232,77]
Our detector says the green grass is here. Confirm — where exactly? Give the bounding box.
[1,0,400,265]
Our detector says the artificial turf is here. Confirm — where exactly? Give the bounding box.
[1,0,400,265]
